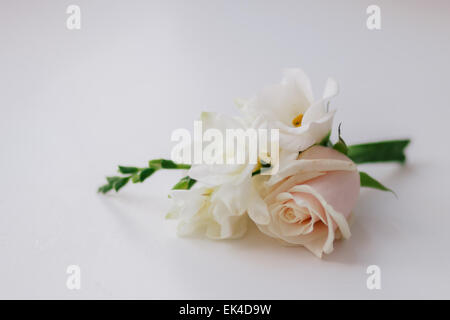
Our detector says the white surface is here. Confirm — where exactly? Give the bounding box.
[1,0,450,299]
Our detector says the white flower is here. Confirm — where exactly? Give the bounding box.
[167,186,248,239]
[187,111,254,186]
[237,68,338,157]
[187,112,271,231]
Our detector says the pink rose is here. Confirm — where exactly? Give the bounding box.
[256,145,360,257]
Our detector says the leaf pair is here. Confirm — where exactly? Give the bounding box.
[98,176,131,193]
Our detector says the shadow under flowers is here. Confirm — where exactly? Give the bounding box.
[97,161,416,265]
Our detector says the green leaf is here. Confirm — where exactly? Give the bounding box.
[359,171,395,195]
[161,159,178,169]
[114,177,130,192]
[131,173,140,183]
[98,183,113,194]
[149,159,191,170]
[106,176,121,184]
[319,131,332,147]
[333,142,348,155]
[162,159,191,169]
[333,124,348,155]
[139,167,156,182]
[172,176,197,190]
[348,139,410,164]
[118,166,139,174]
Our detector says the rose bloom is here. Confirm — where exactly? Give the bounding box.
[254,145,360,258]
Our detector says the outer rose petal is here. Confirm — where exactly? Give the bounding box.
[299,146,360,219]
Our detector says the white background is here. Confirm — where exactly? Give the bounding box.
[1,0,449,299]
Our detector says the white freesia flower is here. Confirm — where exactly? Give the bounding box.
[167,186,248,239]
[187,112,253,186]
[187,112,271,228]
[237,68,338,157]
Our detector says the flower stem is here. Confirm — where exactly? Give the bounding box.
[98,159,193,194]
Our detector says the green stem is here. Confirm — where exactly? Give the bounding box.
[98,159,193,194]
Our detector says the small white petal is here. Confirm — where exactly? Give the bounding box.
[322,77,339,100]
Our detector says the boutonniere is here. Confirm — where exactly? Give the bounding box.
[99,68,409,258]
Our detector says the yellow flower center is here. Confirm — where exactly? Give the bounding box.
[292,113,303,127]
